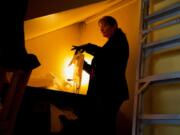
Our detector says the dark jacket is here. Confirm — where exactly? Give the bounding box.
[83,28,129,103]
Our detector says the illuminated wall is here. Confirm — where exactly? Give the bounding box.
[24,0,180,134]
[26,23,82,92]
[25,0,141,133]
[25,1,141,98]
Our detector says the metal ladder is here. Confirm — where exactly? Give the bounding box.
[132,0,180,135]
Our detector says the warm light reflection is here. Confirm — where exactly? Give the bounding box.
[63,55,92,94]
[64,59,74,81]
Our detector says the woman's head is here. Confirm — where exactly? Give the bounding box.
[98,16,118,38]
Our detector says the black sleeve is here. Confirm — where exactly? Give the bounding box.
[83,60,91,74]
[85,43,101,56]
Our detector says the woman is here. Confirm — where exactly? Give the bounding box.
[72,16,129,135]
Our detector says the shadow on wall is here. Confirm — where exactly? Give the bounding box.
[117,111,132,135]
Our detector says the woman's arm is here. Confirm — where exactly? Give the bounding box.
[71,43,101,56]
[85,43,101,56]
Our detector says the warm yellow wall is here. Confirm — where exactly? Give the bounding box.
[25,0,140,133]
[25,24,81,91]
[150,0,180,75]
[24,0,180,134]
[151,0,180,114]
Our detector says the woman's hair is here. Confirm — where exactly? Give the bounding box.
[98,16,118,26]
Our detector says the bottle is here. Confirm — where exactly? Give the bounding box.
[69,52,84,93]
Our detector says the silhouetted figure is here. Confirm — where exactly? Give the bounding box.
[0,0,40,70]
[0,0,40,104]
[71,16,129,135]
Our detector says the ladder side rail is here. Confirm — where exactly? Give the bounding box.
[137,82,151,135]
[137,85,146,135]
[135,0,153,134]
[141,0,150,81]
[137,82,150,95]
[132,0,150,135]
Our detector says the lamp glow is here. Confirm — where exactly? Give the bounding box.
[63,56,90,93]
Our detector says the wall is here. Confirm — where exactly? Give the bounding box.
[25,0,141,133]
[24,0,180,134]
[25,23,84,93]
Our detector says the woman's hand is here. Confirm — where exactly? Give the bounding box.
[71,43,92,54]
[71,43,100,55]
[71,45,85,54]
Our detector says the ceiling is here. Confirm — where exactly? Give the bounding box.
[24,0,133,40]
[25,0,105,20]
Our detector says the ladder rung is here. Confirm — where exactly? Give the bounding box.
[143,34,180,49]
[143,17,180,35]
[140,114,180,125]
[139,72,180,83]
[143,35,180,57]
[141,114,180,119]
[145,3,180,24]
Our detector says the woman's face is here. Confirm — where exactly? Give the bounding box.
[99,22,116,38]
